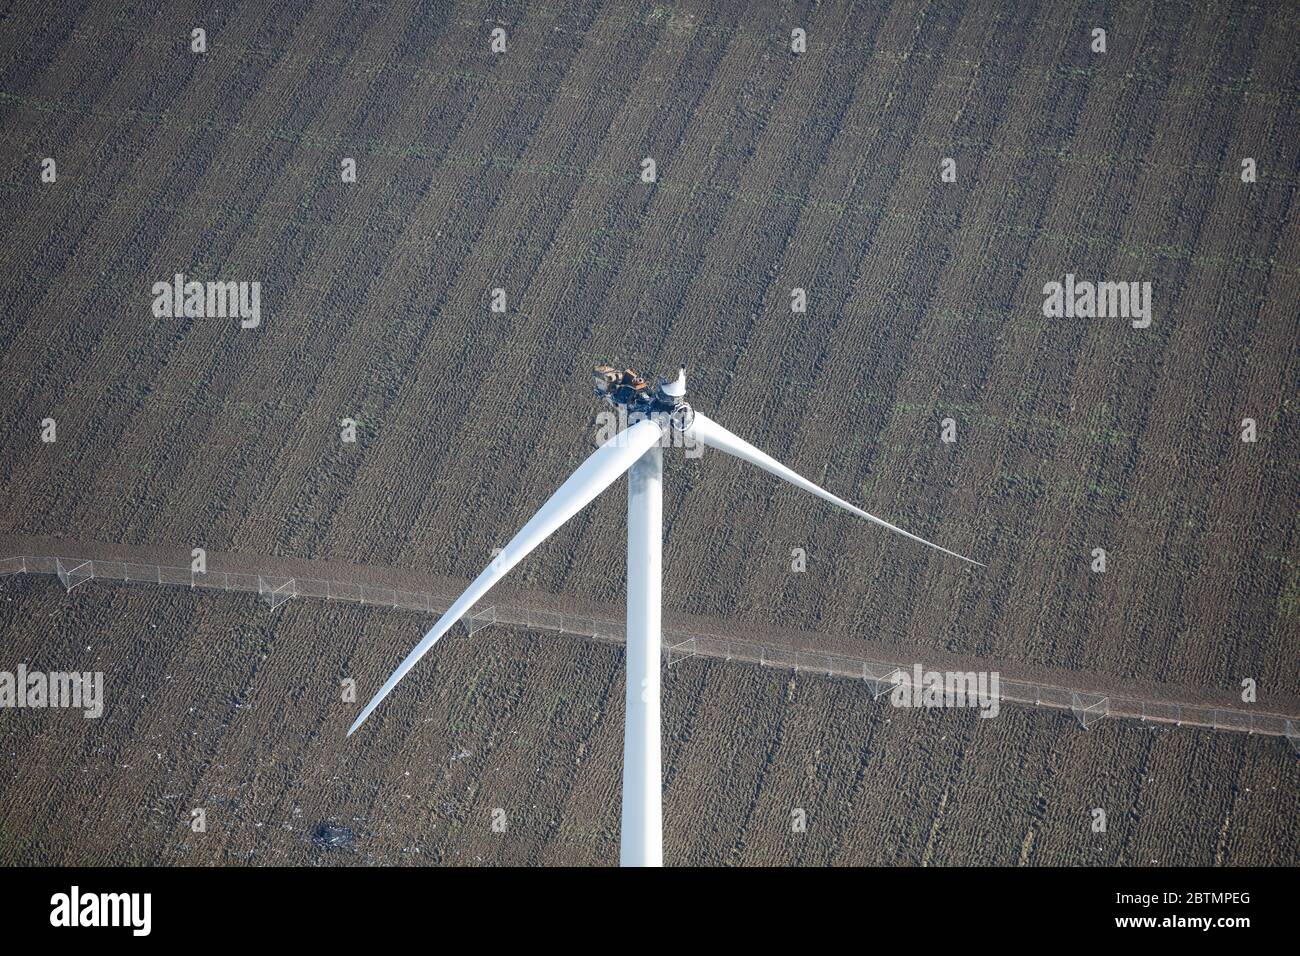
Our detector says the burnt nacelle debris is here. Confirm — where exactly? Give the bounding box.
[592,364,687,417]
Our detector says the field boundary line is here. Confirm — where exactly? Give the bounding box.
[4,551,1297,748]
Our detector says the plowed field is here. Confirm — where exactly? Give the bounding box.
[0,0,1295,865]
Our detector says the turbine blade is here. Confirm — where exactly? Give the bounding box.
[348,417,666,736]
[689,412,983,567]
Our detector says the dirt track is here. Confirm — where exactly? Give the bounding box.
[3,533,1296,731]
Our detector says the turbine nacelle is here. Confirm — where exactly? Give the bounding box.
[659,366,686,400]
[593,363,694,439]
[592,363,687,415]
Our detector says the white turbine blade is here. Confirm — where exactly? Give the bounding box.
[689,412,983,567]
[348,417,666,736]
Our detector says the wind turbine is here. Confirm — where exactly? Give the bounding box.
[347,365,981,866]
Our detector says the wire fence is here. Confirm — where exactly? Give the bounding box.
[2,553,1297,748]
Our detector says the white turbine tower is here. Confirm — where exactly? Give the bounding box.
[347,365,981,866]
